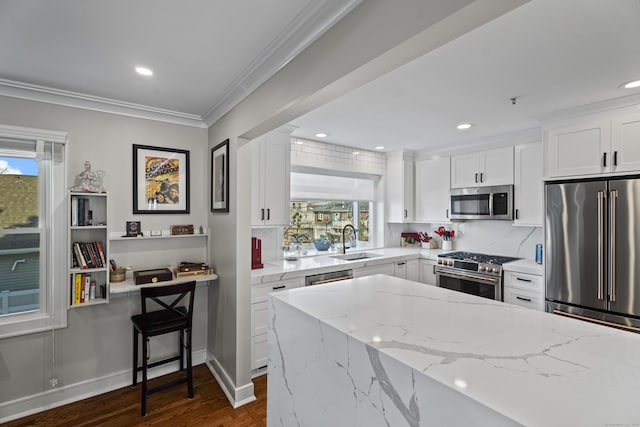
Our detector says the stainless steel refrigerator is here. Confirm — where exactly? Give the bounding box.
[546,178,640,332]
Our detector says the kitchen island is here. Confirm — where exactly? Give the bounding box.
[268,274,640,426]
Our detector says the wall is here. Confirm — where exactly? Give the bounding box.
[0,95,209,421]
[203,0,526,406]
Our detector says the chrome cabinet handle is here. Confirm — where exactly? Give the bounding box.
[610,189,617,302]
[597,191,605,300]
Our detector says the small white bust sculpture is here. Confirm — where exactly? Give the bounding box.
[70,161,106,193]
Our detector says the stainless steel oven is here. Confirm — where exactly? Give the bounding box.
[435,252,518,300]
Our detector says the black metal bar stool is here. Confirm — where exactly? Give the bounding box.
[131,281,196,416]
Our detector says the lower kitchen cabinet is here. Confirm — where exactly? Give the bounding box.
[352,262,395,278]
[503,271,544,311]
[394,259,418,281]
[251,278,304,372]
[418,259,437,286]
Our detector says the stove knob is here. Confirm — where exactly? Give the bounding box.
[437,259,443,264]
[492,267,499,273]
[448,260,454,266]
[480,266,486,272]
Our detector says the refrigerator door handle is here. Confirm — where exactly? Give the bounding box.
[597,191,605,301]
[610,189,618,302]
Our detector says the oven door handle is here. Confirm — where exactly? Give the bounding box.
[435,268,498,284]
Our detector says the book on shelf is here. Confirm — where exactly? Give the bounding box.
[71,197,78,226]
[74,273,82,305]
[89,281,96,300]
[95,241,106,267]
[83,275,91,302]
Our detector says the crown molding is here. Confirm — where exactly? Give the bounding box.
[535,92,640,126]
[0,78,207,128]
[0,123,68,144]
[202,0,362,127]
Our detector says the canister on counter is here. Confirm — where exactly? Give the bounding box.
[535,244,543,264]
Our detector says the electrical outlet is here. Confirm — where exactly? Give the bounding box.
[49,377,59,388]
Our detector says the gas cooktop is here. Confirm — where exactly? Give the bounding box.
[438,251,519,265]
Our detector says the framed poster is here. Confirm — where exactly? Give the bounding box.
[211,139,229,213]
[133,144,190,214]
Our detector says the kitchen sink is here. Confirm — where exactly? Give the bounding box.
[330,252,381,261]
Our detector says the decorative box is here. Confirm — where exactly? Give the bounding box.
[170,224,194,235]
[133,268,173,285]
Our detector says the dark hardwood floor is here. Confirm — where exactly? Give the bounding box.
[3,365,267,427]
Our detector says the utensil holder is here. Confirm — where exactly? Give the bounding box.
[110,268,126,282]
[442,240,453,251]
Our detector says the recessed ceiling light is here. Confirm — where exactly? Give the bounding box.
[456,123,472,130]
[622,79,640,89]
[375,146,385,150]
[315,132,328,138]
[352,151,360,155]
[135,66,153,77]
[454,379,468,389]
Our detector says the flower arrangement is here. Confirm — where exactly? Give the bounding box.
[434,227,454,241]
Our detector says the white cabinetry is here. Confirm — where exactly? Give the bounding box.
[450,146,514,188]
[386,151,414,222]
[251,130,291,226]
[418,259,437,286]
[352,262,395,278]
[514,142,543,226]
[503,271,544,311]
[394,259,418,281]
[415,157,450,223]
[611,112,640,173]
[545,119,610,178]
[251,278,303,371]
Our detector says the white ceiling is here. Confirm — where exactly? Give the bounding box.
[0,0,358,126]
[290,0,640,153]
[1,0,639,153]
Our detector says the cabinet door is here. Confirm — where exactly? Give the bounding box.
[418,259,437,286]
[514,142,543,226]
[480,146,514,186]
[545,120,610,177]
[415,157,450,222]
[263,132,290,226]
[394,261,406,279]
[251,334,268,370]
[405,259,419,282]
[386,153,414,222]
[450,152,480,188]
[353,262,395,277]
[403,160,415,222]
[611,113,640,173]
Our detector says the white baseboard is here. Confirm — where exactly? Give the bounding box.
[205,352,256,408]
[0,349,207,424]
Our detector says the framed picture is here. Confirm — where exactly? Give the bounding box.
[133,144,190,214]
[211,139,229,213]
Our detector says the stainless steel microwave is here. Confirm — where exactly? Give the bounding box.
[449,185,513,220]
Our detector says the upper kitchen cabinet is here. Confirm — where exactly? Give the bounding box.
[251,130,291,227]
[386,151,414,223]
[545,111,640,178]
[415,156,450,223]
[513,142,543,226]
[611,112,640,173]
[545,119,610,178]
[450,146,514,188]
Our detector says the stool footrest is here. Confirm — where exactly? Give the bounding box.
[148,377,189,396]
[136,354,182,372]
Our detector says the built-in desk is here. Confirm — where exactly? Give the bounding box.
[110,273,218,294]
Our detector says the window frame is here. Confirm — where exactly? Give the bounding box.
[0,124,68,339]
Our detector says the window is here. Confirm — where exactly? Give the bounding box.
[0,125,67,339]
[287,172,379,251]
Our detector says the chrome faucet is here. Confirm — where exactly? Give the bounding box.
[342,224,356,254]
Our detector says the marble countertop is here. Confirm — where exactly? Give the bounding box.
[252,247,444,284]
[253,247,541,284]
[272,275,640,426]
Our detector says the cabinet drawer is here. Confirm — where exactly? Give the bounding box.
[503,271,543,292]
[252,278,303,303]
[251,334,268,371]
[504,287,544,311]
